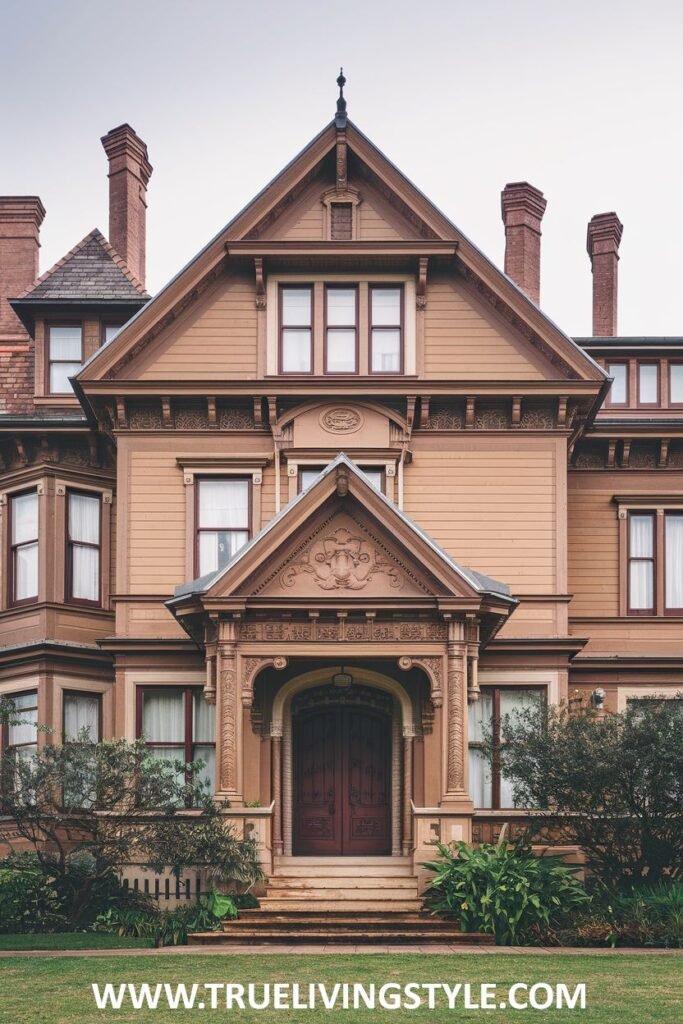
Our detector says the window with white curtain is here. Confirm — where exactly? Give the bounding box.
[138,687,215,797]
[10,490,38,603]
[67,491,101,603]
[665,514,683,612]
[4,691,38,760]
[280,286,313,373]
[468,687,544,809]
[48,325,82,394]
[628,513,655,613]
[63,692,101,742]
[196,478,250,577]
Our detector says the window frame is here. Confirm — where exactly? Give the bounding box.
[669,361,683,407]
[45,322,83,396]
[101,322,124,347]
[469,685,546,810]
[278,284,314,375]
[62,689,102,743]
[664,511,683,615]
[627,511,656,616]
[369,283,404,375]
[605,360,629,407]
[194,476,252,579]
[135,685,216,802]
[636,361,660,408]
[65,488,102,607]
[323,284,359,375]
[1,688,38,756]
[7,487,39,607]
[297,463,385,494]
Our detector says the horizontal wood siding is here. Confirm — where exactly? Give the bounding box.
[127,450,186,593]
[404,441,557,591]
[567,477,619,618]
[423,272,555,380]
[134,274,258,380]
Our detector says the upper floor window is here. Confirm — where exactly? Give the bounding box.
[370,286,403,373]
[9,490,38,604]
[606,361,628,405]
[137,686,215,796]
[627,510,683,615]
[47,325,82,394]
[196,478,250,577]
[325,286,357,373]
[638,363,659,405]
[279,286,313,374]
[468,686,544,808]
[670,364,683,405]
[102,323,123,345]
[298,464,384,493]
[330,203,353,240]
[66,490,101,605]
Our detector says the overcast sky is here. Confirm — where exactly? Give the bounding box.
[2,0,682,337]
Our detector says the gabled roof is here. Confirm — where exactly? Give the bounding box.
[169,454,514,607]
[77,118,606,386]
[13,229,149,303]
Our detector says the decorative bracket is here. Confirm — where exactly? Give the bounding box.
[417,257,428,310]
[254,257,266,310]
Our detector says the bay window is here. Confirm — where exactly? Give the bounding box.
[63,691,101,742]
[66,490,101,604]
[324,286,357,373]
[279,286,313,373]
[137,687,215,795]
[468,686,543,809]
[370,285,403,373]
[9,490,38,604]
[196,478,250,576]
[3,691,38,764]
[48,325,82,394]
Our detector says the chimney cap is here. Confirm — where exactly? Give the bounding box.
[101,123,152,183]
[0,196,46,226]
[587,212,623,257]
[501,181,547,223]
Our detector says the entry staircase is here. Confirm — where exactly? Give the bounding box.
[189,857,493,945]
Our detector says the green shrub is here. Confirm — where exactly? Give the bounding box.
[422,840,590,946]
[95,889,238,947]
[233,891,259,910]
[0,863,65,934]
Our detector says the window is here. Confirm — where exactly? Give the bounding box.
[47,325,82,394]
[9,490,38,604]
[66,491,101,604]
[638,363,659,405]
[628,513,655,614]
[102,324,123,345]
[670,364,683,404]
[330,203,353,240]
[468,687,544,808]
[138,687,215,795]
[196,478,250,576]
[279,286,312,373]
[607,362,628,405]
[3,691,38,763]
[370,286,403,373]
[665,514,683,612]
[298,464,384,493]
[325,286,357,373]
[63,692,101,743]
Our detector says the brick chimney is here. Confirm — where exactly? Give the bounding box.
[0,196,46,341]
[101,124,152,287]
[586,212,623,336]
[500,182,547,305]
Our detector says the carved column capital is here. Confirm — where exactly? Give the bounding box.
[398,654,443,707]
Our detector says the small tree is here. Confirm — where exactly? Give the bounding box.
[488,696,683,889]
[0,733,262,926]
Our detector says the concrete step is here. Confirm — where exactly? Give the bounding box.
[258,898,423,912]
[274,856,410,868]
[264,887,418,901]
[225,916,462,932]
[267,876,418,890]
[190,926,493,946]
[272,864,415,878]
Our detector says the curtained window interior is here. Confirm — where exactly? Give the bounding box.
[197,478,250,577]
[10,490,38,603]
[63,692,101,742]
[370,286,402,373]
[628,513,655,612]
[67,491,101,603]
[280,286,312,373]
[48,325,82,394]
[325,286,357,373]
[665,514,683,611]
[138,687,215,797]
[468,687,544,809]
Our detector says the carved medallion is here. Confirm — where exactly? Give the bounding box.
[281,527,403,592]
[320,407,363,434]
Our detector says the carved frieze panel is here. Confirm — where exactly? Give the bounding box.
[236,620,448,643]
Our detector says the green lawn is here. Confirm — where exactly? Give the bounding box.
[0,953,680,1022]
[0,932,152,951]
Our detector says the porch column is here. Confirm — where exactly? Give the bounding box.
[271,725,283,857]
[402,726,415,855]
[217,627,242,801]
[282,713,293,857]
[444,621,468,798]
[391,708,401,856]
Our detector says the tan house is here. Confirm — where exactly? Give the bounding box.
[1,80,682,913]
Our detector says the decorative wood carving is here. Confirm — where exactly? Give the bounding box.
[406,396,416,432]
[237,620,447,643]
[417,257,428,310]
[511,397,522,427]
[319,407,363,433]
[253,397,263,428]
[621,440,631,468]
[240,655,287,707]
[115,397,127,429]
[659,439,670,468]
[446,644,465,792]
[419,396,431,428]
[254,257,266,310]
[335,129,347,191]
[220,662,237,792]
[207,397,217,428]
[557,396,568,427]
[398,655,444,708]
[607,439,617,468]
[161,397,173,428]
[281,526,403,592]
[465,397,476,429]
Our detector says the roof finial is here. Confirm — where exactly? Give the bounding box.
[335,67,347,127]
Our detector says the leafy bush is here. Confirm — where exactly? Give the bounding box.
[0,861,65,934]
[233,891,259,910]
[95,889,238,947]
[423,840,590,945]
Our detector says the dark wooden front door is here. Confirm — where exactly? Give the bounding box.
[294,704,391,855]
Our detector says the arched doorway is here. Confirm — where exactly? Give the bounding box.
[292,684,392,855]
